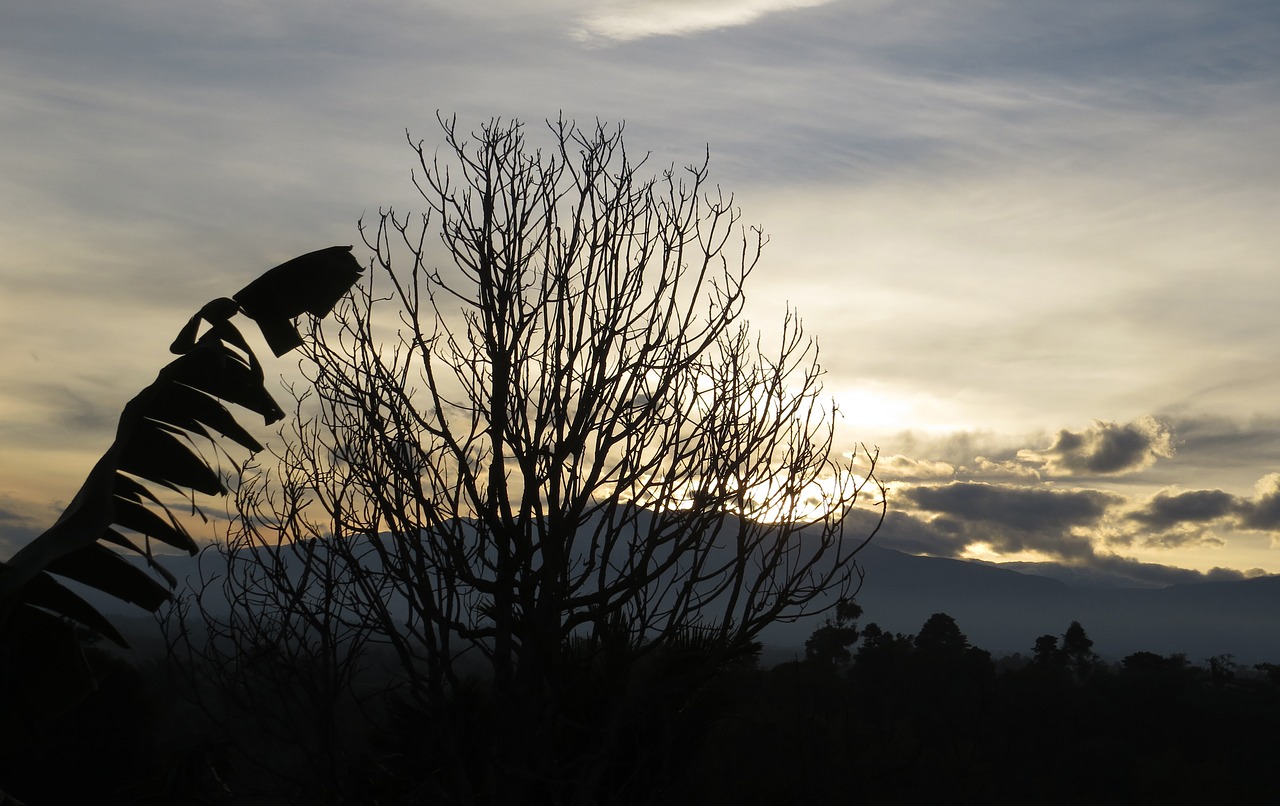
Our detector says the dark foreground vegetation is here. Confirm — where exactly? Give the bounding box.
[3,612,1279,805]
[713,614,1280,805]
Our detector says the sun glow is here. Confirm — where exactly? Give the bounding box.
[959,541,1058,565]
[738,475,881,523]
[831,384,981,438]
[620,470,882,525]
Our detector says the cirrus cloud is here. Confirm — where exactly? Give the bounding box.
[571,0,841,43]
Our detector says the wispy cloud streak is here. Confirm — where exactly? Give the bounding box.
[571,0,842,43]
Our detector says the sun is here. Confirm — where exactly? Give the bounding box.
[832,386,912,433]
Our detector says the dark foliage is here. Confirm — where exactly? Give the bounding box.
[13,611,1280,804]
[690,615,1280,805]
[804,598,862,668]
[0,629,159,804]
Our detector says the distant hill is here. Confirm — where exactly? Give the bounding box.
[755,544,1280,664]
[81,539,1280,666]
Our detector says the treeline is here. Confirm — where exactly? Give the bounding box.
[687,611,1280,804]
[5,613,1280,804]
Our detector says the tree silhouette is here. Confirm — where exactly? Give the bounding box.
[173,116,884,804]
[1032,633,1061,666]
[695,614,1280,805]
[914,612,969,657]
[1061,620,1100,679]
[804,598,862,668]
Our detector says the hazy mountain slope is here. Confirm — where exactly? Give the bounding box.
[1076,576,1280,664]
[758,544,1077,656]
[79,539,1280,665]
[773,545,1280,664]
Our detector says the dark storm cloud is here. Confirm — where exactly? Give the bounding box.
[1018,417,1175,477]
[1115,477,1280,547]
[897,481,1117,560]
[1128,488,1237,529]
[1114,475,1280,536]
[1236,474,1280,531]
[846,507,965,558]
[1121,487,1244,550]
[865,499,1263,589]
[862,471,1277,587]
[903,482,1117,533]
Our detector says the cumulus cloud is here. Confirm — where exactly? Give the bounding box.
[863,473,1277,587]
[875,454,955,481]
[967,456,1042,482]
[1112,486,1240,550]
[1112,476,1280,548]
[1119,474,1280,537]
[1018,416,1175,477]
[881,429,1026,473]
[867,499,1264,590]
[879,417,1280,569]
[883,418,1178,484]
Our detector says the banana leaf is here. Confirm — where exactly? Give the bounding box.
[43,544,170,612]
[0,245,363,648]
[233,245,365,356]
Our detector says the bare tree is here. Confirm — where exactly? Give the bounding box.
[174,116,883,804]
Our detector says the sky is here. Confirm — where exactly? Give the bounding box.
[3,0,1280,588]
